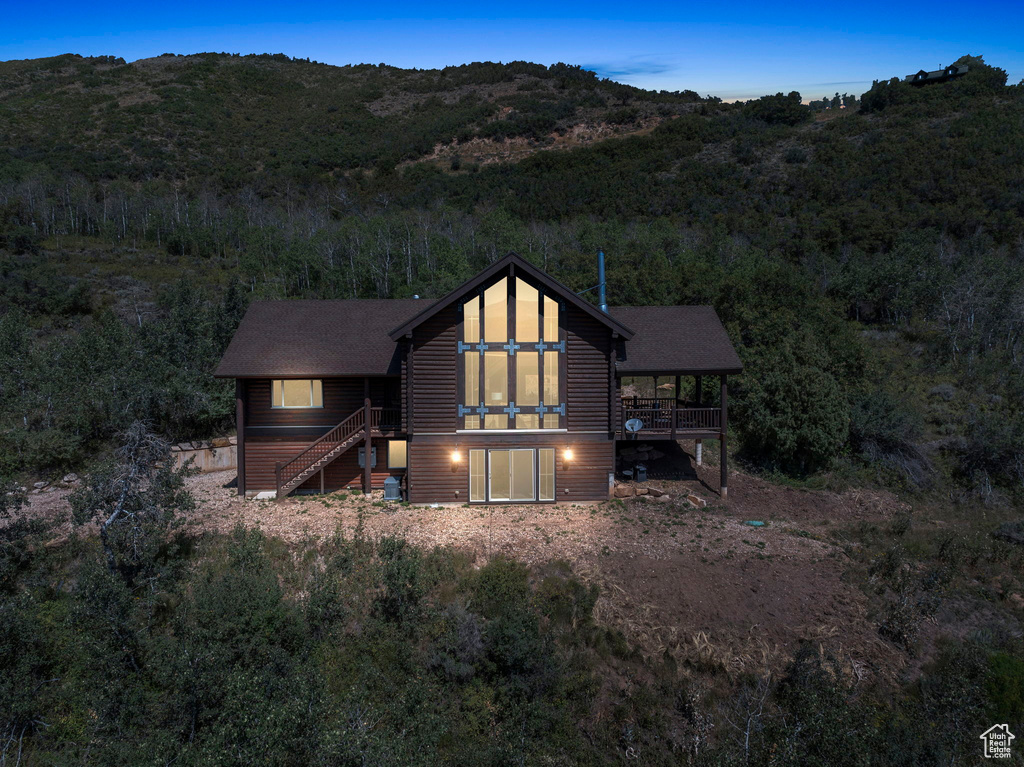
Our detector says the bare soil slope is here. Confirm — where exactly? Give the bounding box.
[23,444,912,683]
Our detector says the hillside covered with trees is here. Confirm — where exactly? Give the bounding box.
[2,52,1024,765]
[1,53,1021,494]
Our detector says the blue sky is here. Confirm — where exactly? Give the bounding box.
[2,1,1021,100]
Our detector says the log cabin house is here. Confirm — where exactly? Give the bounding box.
[215,252,742,503]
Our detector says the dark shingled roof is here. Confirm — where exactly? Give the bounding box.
[214,299,425,378]
[215,300,742,378]
[609,306,743,375]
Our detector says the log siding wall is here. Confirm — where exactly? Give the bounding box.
[244,378,399,430]
[407,302,612,436]
[407,437,612,504]
[244,437,406,492]
[240,377,402,493]
[565,310,612,433]
[410,305,459,434]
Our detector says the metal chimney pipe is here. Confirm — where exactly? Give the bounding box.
[598,249,608,313]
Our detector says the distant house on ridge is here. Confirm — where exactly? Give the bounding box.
[904,63,969,86]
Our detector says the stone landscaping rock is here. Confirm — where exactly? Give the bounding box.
[614,484,635,498]
[634,484,649,496]
[33,481,49,490]
[650,494,673,503]
[687,494,707,508]
[62,473,79,484]
[647,486,665,497]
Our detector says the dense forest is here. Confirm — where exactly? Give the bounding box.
[2,52,1024,764]
[1,53,1022,493]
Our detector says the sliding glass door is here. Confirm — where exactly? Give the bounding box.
[471,448,555,502]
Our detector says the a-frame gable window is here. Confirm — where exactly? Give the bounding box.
[458,274,565,430]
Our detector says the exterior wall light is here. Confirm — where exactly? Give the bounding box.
[563,448,574,461]
[451,450,462,464]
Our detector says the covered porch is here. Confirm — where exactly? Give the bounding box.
[614,373,730,497]
[608,305,742,500]
[617,374,723,440]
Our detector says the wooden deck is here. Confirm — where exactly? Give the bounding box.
[617,397,722,439]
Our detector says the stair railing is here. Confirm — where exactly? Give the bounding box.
[275,409,365,497]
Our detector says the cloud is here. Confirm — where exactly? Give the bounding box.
[582,57,677,79]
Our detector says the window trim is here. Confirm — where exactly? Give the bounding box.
[271,379,324,409]
[469,447,556,503]
[387,440,407,469]
[457,274,565,431]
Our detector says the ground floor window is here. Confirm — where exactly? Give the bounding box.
[469,448,555,502]
[388,440,407,469]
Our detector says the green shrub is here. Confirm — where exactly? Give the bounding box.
[742,91,811,126]
[375,535,424,623]
[987,650,1024,723]
[849,391,931,488]
[736,342,849,473]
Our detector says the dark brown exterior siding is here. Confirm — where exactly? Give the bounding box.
[241,377,401,493]
[244,378,399,429]
[244,436,406,492]
[410,305,458,434]
[564,308,612,433]
[407,436,612,504]
[245,379,361,429]
[406,302,612,437]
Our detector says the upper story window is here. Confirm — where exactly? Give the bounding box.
[272,379,323,409]
[459,276,564,430]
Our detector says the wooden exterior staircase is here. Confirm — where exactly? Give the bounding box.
[275,409,365,500]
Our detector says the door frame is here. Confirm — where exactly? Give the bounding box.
[487,447,535,502]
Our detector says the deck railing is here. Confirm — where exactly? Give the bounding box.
[621,400,721,436]
[371,406,402,431]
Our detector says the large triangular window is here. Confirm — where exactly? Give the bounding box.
[457,275,565,430]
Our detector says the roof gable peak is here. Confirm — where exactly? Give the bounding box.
[388,251,634,340]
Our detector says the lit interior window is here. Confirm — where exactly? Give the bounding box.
[539,448,555,500]
[459,275,561,430]
[388,440,407,469]
[470,449,485,502]
[272,379,323,408]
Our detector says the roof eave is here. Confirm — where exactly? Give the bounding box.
[615,366,744,377]
[387,252,635,340]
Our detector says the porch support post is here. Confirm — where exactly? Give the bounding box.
[695,375,703,466]
[363,377,372,495]
[670,396,677,441]
[235,379,246,497]
[674,375,681,401]
[720,375,728,501]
